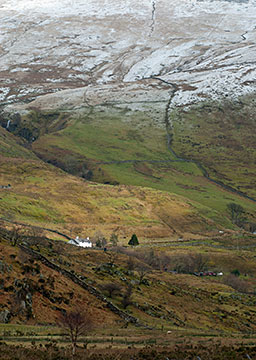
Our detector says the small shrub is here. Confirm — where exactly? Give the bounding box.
[224,274,250,293]
[231,269,240,277]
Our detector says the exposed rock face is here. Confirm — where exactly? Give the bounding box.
[0,260,12,274]
[0,0,255,110]
[0,310,11,323]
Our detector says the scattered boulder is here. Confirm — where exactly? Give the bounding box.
[0,310,11,323]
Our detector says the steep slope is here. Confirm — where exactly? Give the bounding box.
[0,0,255,105]
[171,96,256,198]
[1,229,256,334]
[0,232,120,326]
[0,125,227,237]
[0,0,255,235]
[0,125,37,160]
[3,97,256,228]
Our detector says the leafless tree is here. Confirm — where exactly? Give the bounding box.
[127,256,135,271]
[158,254,171,271]
[100,282,121,298]
[92,230,107,248]
[121,284,133,309]
[109,232,118,246]
[171,253,209,274]
[143,249,159,269]
[57,309,92,356]
[136,263,151,284]
[106,249,118,266]
[223,274,250,293]
[9,226,21,246]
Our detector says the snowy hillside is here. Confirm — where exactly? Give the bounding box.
[0,0,255,107]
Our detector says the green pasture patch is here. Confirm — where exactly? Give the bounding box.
[1,101,254,233]
[35,109,170,162]
[0,324,59,336]
[98,162,254,228]
[0,127,36,160]
[0,193,63,224]
[24,176,45,184]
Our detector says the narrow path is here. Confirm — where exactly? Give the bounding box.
[149,0,156,36]
[0,217,72,240]
[95,159,190,165]
[141,239,256,250]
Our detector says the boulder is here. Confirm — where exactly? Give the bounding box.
[0,310,11,323]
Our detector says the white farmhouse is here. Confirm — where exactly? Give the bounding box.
[68,236,92,248]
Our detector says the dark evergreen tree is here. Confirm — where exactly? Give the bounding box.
[128,233,139,246]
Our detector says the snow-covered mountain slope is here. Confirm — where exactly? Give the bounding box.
[0,0,255,107]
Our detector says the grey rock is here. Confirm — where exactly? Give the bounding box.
[0,310,11,323]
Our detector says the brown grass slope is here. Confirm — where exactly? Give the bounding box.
[1,106,255,235]
[0,233,119,327]
[1,230,256,334]
[0,126,227,238]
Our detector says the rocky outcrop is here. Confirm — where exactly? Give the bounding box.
[0,310,11,323]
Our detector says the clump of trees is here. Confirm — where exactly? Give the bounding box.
[223,274,249,294]
[171,253,209,274]
[227,202,247,227]
[136,263,151,284]
[116,246,209,275]
[92,230,107,248]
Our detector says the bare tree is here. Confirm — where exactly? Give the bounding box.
[100,282,121,298]
[158,254,171,271]
[8,225,33,247]
[227,202,247,226]
[9,226,21,246]
[121,284,133,309]
[57,309,92,356]
[171,253,209,274]
[109,232,118,246]
[191,253,209,273]
[92,230,107,248]
[127,256,135,271]
[106,249,118,266]
[223,274,250,294]
[136,263,151,284]
[143,249,159,269]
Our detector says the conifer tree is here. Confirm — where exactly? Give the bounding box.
[128,233,139,246]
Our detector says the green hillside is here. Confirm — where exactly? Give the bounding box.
[170,96,256,198]
[0,97,255,234]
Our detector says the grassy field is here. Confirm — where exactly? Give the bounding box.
[1,152,227,238]
[170,96,256,198]
[23,105,255,230]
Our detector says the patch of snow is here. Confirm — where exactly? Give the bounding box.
[0,0,255,106]
[0,87,10,101]
[10,67,30,73]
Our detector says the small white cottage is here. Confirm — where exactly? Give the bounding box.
[68,236,92,248]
